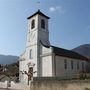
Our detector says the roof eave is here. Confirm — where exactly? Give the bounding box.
[27,10,50,19]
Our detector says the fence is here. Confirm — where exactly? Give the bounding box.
[0,73,90,90]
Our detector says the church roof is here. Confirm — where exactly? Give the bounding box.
[40,40,89,61]
[52,46,90,61]
[27,10,50,19]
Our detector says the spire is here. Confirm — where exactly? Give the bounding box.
[27,1,50,19]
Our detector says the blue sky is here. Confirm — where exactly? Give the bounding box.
[0,0,90,56]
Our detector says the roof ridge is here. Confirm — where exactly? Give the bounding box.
[27,10,50,19]
[51,45,90,61]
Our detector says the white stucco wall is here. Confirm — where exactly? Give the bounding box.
[39,45,53,77]
[19,60,28,84]
[26,15,38,47]
[41,56,53,76]
[38,14,49,45]
[55,56,86,79]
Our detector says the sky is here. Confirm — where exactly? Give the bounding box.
[0,0,90,56]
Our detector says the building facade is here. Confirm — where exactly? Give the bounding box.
[19,10,89,84]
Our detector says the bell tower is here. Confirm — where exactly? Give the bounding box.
[26,10,50,47]
[26,10,50,77]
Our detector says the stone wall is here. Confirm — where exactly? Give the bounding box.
[0,81,7,88]
[30,78,90,90]
[0,81,30,90]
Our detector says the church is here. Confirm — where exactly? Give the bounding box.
[19,10,89,84]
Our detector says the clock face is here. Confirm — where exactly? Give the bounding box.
[28,34,30,42]
[30,32,36,42]
[30,32,33,38]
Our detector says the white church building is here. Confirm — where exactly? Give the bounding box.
[19,10,89,84]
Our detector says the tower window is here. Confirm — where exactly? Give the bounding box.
[64,59,67,69]
[29,49,33,59]
[31,19,35,29]
[41,19,45,29]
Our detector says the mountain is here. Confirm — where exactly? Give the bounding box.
[72,44,90,58]
[0,55,19,64]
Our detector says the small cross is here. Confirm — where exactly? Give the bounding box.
[37,1,40,10]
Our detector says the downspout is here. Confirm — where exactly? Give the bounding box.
[52,47,56,76]
[54,54,56,76]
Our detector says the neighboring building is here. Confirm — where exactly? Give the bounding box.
[19,10,90,84]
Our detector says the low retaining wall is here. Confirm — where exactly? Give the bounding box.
[0,81,7,88]
[30,78,90,90]
[10,82,30,90]
[0,81,30,90]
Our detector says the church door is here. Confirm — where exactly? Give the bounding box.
[28,67,33,80]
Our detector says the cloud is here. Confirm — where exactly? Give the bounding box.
[49,7,56,12]
[49,6,66,14]
[87,26,90,29]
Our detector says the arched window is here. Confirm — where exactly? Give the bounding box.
[31,19,35,29]
[41,19,45,29]
[29,49,33,59]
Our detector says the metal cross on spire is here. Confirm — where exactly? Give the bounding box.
[37,1,40,10]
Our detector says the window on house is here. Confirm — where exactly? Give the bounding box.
[77,61,79,70]
[82,62,84,70]
[31,19,35,29]
[29,49,33,59]
[41,19,45,29]
[71,61,74,69]
[64,59,67,69]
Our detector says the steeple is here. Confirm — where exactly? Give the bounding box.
[25,10,50,77]
[26,9,50,47]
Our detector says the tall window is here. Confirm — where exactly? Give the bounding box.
[77,61,79,70]
[71,61,74,70]
[29,49,33,59]
[31,19,35,29]
[64,59,67,69]
[82,62,84,70]
[41,19,45,29]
